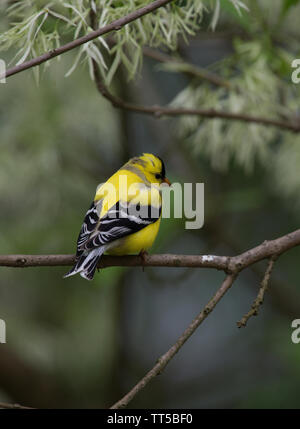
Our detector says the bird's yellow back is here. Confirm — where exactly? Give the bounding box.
[94,154,163,219]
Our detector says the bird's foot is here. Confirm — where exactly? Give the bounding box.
[139,249,149,272]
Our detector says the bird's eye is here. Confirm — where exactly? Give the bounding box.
[155,173,161,179]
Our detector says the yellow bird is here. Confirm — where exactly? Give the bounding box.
[64,153,171,280]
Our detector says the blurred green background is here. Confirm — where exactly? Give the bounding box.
[0,0,300,408]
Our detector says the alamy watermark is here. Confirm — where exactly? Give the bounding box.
[0,58,6,84]
[291,59,300,84]
[0,319,6,343]
[291,319,300,344]
[96,177,204,230]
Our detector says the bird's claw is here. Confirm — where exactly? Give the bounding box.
[139,250,149,272]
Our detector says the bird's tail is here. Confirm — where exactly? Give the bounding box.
[63,247,105,281]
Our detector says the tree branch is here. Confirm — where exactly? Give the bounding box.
[2,0,175,80]
[107,230,300,408]
[110,272,237,409]
[92,61,300,133]
[237,255,277,328]
[1,230,299,409]
[0,253,227,269]
[142,46,232,89]
[0,229,299,271]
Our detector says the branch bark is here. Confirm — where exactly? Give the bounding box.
[0,229,299,270]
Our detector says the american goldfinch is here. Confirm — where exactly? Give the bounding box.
[64,153,170,280]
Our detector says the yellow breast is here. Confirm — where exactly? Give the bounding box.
[106,218,161,255]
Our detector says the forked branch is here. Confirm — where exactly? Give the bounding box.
[237,255,277,328]
[1,230,299,408]
[92,60,300,133]
[111,273,237,409]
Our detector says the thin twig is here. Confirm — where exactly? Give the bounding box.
[237,255,278,328]
[2,0,175,80]
[91,61,300,133]
[142,46,231,89]
[110,272,237,408]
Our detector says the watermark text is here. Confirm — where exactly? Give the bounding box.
[0,59,6,84]
[0,319,6,343]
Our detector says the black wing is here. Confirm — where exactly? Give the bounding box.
[75,201,101,258]
[84,200,161,250]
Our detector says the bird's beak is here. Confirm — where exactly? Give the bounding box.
[163,177,171,186]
